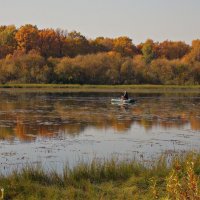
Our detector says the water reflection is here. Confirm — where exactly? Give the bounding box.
[0,91,199,142]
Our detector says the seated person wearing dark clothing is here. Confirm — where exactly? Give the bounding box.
[121,91,129,100]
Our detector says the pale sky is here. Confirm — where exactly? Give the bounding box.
[0,0,200,44]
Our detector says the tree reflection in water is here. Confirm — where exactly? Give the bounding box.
[0,91,199,142]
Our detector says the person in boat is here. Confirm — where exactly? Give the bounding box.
[121,91,129,100]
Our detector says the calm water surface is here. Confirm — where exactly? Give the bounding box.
[0,91,200,173]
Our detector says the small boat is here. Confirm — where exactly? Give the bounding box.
[111,98,136,104]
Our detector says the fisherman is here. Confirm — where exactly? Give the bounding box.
[121,91,129,100]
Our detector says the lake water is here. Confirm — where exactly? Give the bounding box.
[0,90,200,173]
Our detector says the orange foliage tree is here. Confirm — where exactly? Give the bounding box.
[113,36,137,57]
[38,28,65,58]
[184,40,200,63]
[158,41,190,60]
[15,24,39,53]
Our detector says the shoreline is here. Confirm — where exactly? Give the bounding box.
[0,84,200,93]
[0,153,199,199]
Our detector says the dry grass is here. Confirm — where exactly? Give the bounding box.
[0,153,200,199]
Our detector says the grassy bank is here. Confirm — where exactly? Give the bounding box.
[1,153,200,199]
[0,84,200,93]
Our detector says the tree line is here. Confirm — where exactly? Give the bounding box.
[0,24,200,84]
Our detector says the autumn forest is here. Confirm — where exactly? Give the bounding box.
[0,24,200,85]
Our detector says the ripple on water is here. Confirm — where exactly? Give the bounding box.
[0,91,200,173]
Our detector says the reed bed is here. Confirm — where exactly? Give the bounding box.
[0,153,200,199]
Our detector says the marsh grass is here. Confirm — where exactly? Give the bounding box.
[0,83,200,90]
[0,84,200,97]
[1,153,200,199]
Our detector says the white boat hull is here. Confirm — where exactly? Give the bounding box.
[111,98,135,104]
